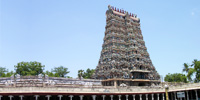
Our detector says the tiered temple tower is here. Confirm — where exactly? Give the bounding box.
[95,5,160,86]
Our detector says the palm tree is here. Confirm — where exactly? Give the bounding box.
[183,63,190,73]
[193,60,200,82]
[78,69,84,79]
[183,63,193,81]
[183,59,200,82]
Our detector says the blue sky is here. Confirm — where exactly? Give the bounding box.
[0,0,200,79]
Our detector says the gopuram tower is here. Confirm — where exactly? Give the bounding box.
[95,5,160,86]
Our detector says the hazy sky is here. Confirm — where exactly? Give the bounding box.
[0,0,200,79]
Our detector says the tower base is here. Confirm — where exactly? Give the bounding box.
[102,78,160,87]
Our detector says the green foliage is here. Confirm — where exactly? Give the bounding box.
[183,59,200,82]
[45,66,71,78]
[0,67,8,77]
[2,62,71,78]
[6,71,14,77]
[0,67,14,77]
[54,73,60,77]
[51,66,69,77]
[83,68,95,79]
[45,70,69,77]
[15,61,45,76]
[78,68,95,79]
[78,69,84,79]
[45,71,54,77]
[164,73,187,83]
[66,76,72,78]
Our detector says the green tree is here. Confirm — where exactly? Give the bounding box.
[0,67,8,77]
[51,66,69,77]
[6,71,14,77]
[15,61,45,76]
[82,68,95,79]
[164,73,187,83]
[45,71,54,77]
[183,59,200,82]
[78,69,84,79]
[0,67,14,77]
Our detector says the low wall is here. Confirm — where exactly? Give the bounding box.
[0,83,200,95]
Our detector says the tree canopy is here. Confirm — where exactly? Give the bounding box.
[164,73,187,83]
[0,67,8,77]
[51,66,70,77]
[45,71,55,77]
[14,61,45,76]
[2,61,72,78]
[0,67,13,77]
[78,68,95,79]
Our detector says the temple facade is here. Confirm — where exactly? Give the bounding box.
[0,76,200,100]
[95,5,160,86]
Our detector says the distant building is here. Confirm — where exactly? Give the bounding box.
[95,5,160,86]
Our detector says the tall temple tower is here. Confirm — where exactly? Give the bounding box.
[95,5,160,86]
